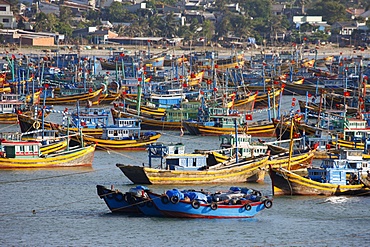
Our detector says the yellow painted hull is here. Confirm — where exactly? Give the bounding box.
[0,144,96,169]
[75,133,162,150]
[117,156,269,185]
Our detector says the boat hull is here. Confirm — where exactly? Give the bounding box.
[116,156,269,185]
[147,191,268,218]
[269,167,370,196]
[96,185,141,214]
[0,144,96,169]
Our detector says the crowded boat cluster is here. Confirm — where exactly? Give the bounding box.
[1,44,370,218]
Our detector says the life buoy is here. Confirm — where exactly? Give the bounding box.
[114,193,124,202]
[161,195,169,204]
[264,199,273,209]
[191,200,200,209]
[245,203,252,211]
[33,121,41,130]
[170,195,180,204]
[210,202,218,210]
[146,200,154,208]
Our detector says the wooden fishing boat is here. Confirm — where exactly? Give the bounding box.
[183,119,276,137]
[146,187,272,218]
[269,163,370,196]
[111,101,201,131]
[96,185,144,214]
[197,54,245,71]
[116,142,269,185]
[0,92,41,124]
[19,130,69,155]
[0,139,96,169]
[269,144,370,196]
[43,88,103,105]
[253,88,282,109]
[69,117,161,150]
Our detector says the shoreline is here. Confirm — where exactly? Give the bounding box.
[0,44,366,58]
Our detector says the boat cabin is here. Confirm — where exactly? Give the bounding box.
[101,118,141,140]
[165,153,207,171]
[343,118,370,142]
[147,142,207,170]
[219,134,267,158]
[308,159,360,185]
[71,108,109,128]
[0,140,41,158]
[0,94,25,114]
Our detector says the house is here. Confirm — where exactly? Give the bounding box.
[331,21,367,36]
[72,27,118,44]
[0,0,16,29]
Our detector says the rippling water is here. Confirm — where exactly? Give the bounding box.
[1,131,370,246]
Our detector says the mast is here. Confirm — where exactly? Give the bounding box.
[287,117,295,171]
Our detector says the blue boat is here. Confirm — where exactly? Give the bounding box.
[147,187,272,218]
[96,184,162,216]
[97,185,272,218]
[96,185,144,214]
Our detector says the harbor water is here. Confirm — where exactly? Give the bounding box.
[1,129,370,246]
[1,93,370,246]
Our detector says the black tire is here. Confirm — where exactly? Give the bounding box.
[264,199,273,209]
[171,195,180,204]
[245,203,252,211]
[128,196,137,204]
[146,200,154,208]
[253,191,262,196]
[114,193,124,202]
[191,200,200,209]
[161,195,169,204]
[210,202,218,210]
[123,193,129,202]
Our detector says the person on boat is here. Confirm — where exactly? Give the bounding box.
[367,171,370,181]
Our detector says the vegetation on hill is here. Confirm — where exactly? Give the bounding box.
[12,0,370,45]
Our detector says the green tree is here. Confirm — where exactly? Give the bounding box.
[306,1,346,24]
[59,6,72,25]
[241,0,272,19]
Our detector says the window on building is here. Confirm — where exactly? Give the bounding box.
[3,19,9,23]
[0,7,6,11]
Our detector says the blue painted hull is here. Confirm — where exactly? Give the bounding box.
[97,185,163,216]
[147,192,269,218]
[96,185,140,214]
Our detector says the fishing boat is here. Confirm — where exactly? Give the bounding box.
[269,157,370,196]
[269,118,370,196]
[69,117,161,150]
[111,101,201,131]
[42,87,103,105]
[0,139,96,169]
[19,129,68,155]
[195,133,268,164]
[0,92,41,124]
[96,185,144,214]
[183,117,276,137]
[146,186,272,218]
[96,185,273,218]
[116,142,269,185]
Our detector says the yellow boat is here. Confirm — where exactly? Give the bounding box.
[117,155,269,185]
[44,88,102,105]
[0,140,96,169]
